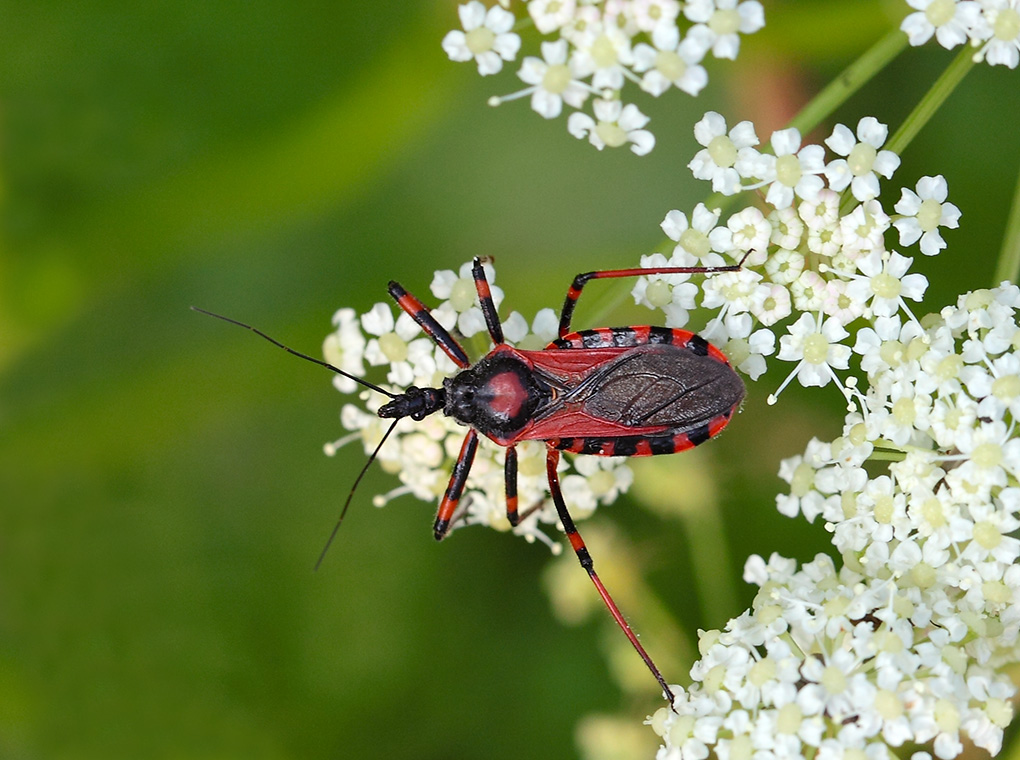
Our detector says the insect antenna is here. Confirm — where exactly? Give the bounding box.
[192,307,408,566]
[191,306,397,399]
[314,418,399,570]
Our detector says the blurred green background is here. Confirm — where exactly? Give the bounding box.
[2,1,1019,758]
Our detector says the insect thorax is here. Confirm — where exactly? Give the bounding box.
[443,351,550,440]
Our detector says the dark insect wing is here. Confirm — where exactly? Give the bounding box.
[577,344,745,431]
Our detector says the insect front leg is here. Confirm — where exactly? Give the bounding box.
[433,429,479,540]
[557,262,745,338]
[545,446,677,705]
[388,281,472,369]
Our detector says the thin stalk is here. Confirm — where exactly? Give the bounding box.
[788,28,909,138]
[993,161,1020,286]
[704,28,908,216]
[886,44,977,155]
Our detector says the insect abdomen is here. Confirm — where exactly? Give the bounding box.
[542,327,744,457]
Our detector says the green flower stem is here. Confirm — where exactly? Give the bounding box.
[704,28,908,216]
[630,459,740,627]
[788,28,909,138]
[682,496,740,626]
[993,161,1020,286]
[887,44,977,156]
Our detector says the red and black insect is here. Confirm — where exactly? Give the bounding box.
[194,257,745,703]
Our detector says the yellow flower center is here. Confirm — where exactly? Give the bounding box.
[775,154,802,188]
[871,272,901,300]
[993,374,1020,400]
[994,8,1020,41]
[379,332,408,363]
[591,34,619,68]
[848,142,877,176]
[708,8,741,35]
[802,332,830,365]
[542,63,571,94]
[596,120,628,148]
[655,49,687,81]
[644,279,673,308]
[892,397,916,427]
[926,0,956,26]
[917,198,943,231]
[465,26,495,55]
[972,442,1003,469]
[708,134,737,168]
[974,520,1002,549]
[679,228,711,258]
[450,277,477,310]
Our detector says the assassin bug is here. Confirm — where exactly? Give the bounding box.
[194,257,745,703]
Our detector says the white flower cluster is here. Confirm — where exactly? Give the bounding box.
[321,261,634,549]
[632,112,961,405]
[650,284,1020,760]
[441,0,765,155]
[902,0,1020,68]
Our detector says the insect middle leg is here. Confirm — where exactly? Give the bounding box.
[504,445,520,527]
[557,262,745,338]
[433,429,479,540]
[545,447,676,704]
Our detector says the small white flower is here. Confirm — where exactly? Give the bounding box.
[632,24,709,96]
[725,207,772,262]
[845,251,929,319]
[632,252,703,328]
[570,22,635,91]
[763,248,806,285]
[973,0,1020,68]
[689,111,760,194]
[901,0,983,49]
[662,203,732,259]
[567,98,656,155]
[788,271,828,315]
[824,117,902,202]
[631,0,682,33]
[839,200,891,261]
[527,0,577,34]
[430,261,504,338]
[323,308,367,394]
[758,127,827,209]
[510,40,590,119]
[683,0,766,60]
[442,1,521,76]
[702,311,775,379]
[750,282,792,327]
[893,175,961,256]
[769,206,806,250]
[822,279,865,325]
[772,313,852,397]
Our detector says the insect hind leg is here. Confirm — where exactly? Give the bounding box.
[545,446,676,704]
[557,261,745,338]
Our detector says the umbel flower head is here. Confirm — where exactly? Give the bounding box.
[442,0,766,154]
[901,0,1020,68]
[650,284,1020,760]
[629,111,964,410]
[623,109,1017,760]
